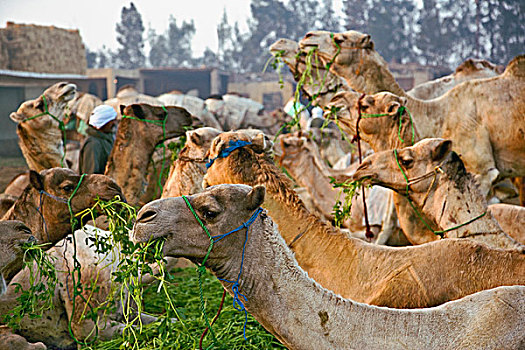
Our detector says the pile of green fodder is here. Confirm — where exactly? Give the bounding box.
[76,197,284,349]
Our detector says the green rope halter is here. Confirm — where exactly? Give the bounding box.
[122,105,169,197]
[393,149,486,236]
[23,95,68,167]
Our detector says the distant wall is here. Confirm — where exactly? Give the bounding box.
[0,22,87,74]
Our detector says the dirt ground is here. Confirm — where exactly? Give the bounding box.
[0,157,28,192]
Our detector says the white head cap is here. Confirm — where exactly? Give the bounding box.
[89,105,117,128]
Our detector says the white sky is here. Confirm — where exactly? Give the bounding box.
[0,0,257,56]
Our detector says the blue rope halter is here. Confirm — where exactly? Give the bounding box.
[205,140,252,169]
[183,195,263,340]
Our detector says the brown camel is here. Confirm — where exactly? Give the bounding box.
[104,85,163,119]
[202,131,525,308]
[10,82,77,172]
[2,168,123,246]
[0,221,35,291]
[158,92,223,130]
[133,184,525,350]
[352,138,524,251]
[300,31,525,196]
[162,127,222,198]
[105,103,197,206]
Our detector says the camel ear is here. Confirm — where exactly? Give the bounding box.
[430,139,453,161]
[9,112,24,123]
[131,104,146,119]
[29,170,44,191]
[252,133,273,153]
[246,185,265,211]
[386,101,401,116]
[119,105,126,115]
[190,131,203,146]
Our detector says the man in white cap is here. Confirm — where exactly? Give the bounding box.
[79,105,117,174]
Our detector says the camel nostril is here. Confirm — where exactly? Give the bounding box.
[27,236,37,243]
[304,32,313,39]
[136,209,158,223]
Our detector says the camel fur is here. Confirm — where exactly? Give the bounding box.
[202,131,525,308]
[488,203,525,244]
[133,184,525,350]
[10,82,77,172]
[105,103,197,206]
[352,138,524,252]
[300,31,525,196]
[162,127,221,198]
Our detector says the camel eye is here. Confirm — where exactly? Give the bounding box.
[400,157,413,168]
[62,184,75,192]
[203,210,219,220]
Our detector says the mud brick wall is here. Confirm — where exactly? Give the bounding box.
[0,22,87,74]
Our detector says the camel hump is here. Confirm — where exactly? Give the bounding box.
[503,55,525,78]
[455,58,499,74]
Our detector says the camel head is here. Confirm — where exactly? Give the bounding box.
[326,91,410,149]
[352,138,455,200]
[203,130,274,189]
[269,38,300,65]
[25,168,123,244]
[274,132,322,170]
[178,127,222,161]
[0,220,36,287]
[133,184,265,264]
[299,30,373,68]
[10,82,77,126]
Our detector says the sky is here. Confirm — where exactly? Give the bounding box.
[0,0,256,56]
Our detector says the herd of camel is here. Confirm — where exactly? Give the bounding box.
[0,29,524,349]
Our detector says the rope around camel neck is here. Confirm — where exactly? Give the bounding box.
[182,195,263,347]
[393,149,486,236]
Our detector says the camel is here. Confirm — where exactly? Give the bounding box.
[133,184,525,350]
[269,38,350,107]
[157,92,223,130]
[275,132,406,245]
[0,221,35,292]
[326,90,524,244]
[300,31,525,196]
[162,127,222,198]
[10,82,77,172]
[105,103,197,206]
[409,58,501,100]
[351,138,524,251]
[202,131,525,308]
[2,168,123,246]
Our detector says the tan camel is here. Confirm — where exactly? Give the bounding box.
[2,168,123,246]
[162,127,221,198]
[327,90,524,244]
[105,103,197,206]
[409,58,501,100]
[352,138,524,251]
[202,131,525,308]
[133,184,525,350]
[269,38,350,107]
[275,132,406,245]
[0,221,35,292]
[300,31,525,195]
[10,82,77,172]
